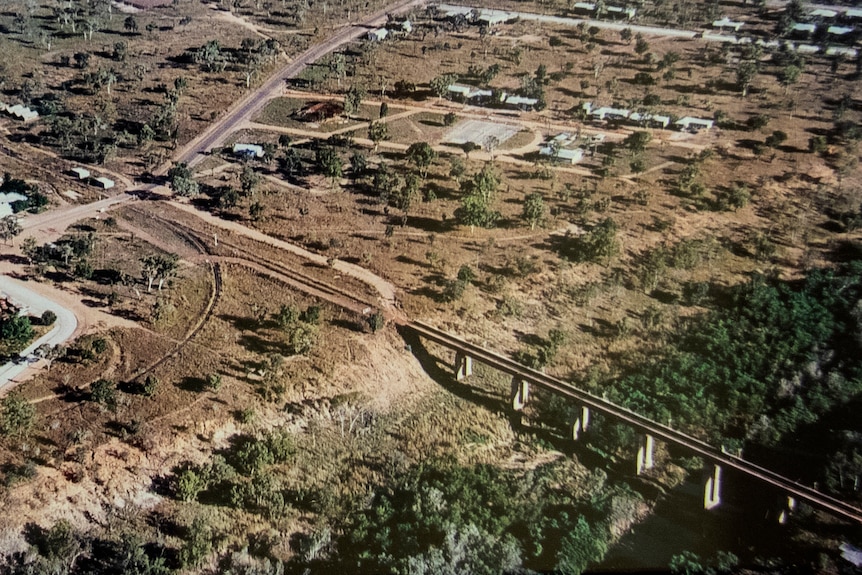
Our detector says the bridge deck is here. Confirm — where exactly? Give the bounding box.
[410,321,862,524]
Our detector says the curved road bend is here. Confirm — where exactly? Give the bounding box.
[172,0,428,170]
[0,276,77,394]
[410,321,862,525]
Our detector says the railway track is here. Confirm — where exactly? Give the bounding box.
[124,215,223,382]
[138,208,376,312]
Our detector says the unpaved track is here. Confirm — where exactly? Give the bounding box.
[168,0,428,173]
[165,201,399,309]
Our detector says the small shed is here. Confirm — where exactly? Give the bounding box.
[232,143,265,158]
[93,177,115,189]
[71,167,91,180]
[504,95,538,109]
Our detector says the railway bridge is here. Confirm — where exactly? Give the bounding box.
[409,321,862,525]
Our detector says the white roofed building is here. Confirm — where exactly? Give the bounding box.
[590,107,630,121]
[367,28,388,41]
[629,112,670,128]
[675,117,714,132]
[93,177,115,189]
[232,143,265,158]
[540,146,584,164]
[712,17,744,33]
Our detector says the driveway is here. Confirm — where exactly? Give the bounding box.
[0,276,77,395]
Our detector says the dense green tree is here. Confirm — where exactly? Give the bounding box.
[456,164,500,232]
[367,121,389,152]
[0,215,23,245]
[0,315,33,347]
[624,131,651,154]
[736,61,759,97]
[522,192,545,230]
[167,162,199,197]
[179,516,213,569]
[240,165,261,196]
[0,392,36,438]
[429,73,459,98]
[405,142,437,178]
[343,84,365,117]
[90,379,117,409]
[316,146,343,187]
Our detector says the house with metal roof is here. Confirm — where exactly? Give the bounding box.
[675,117,714,132]
[71,167,91,180]
[4,104,39,122]
[232,143,265,158]
[629,112,670,128]
[590,107,630,121]
[606,5,636,19]
[827,25,855,36]
[447,84,494,101]
[712,17,744,32]
[367,28,389,41]
[503,94,539,109]
[810,9,838,19]
[478,10,514,26]
[92,177,115,189]
[540,146,584,164]
[791,22,816,34]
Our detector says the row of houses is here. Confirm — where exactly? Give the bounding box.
[437,6,518,27]
[0,102,39,122]
[571,2,637,20]
[582,102,714,132]
[445,84,540,110]
[70,167,115,189]
[806,7,862,22]
[790,22,857,38]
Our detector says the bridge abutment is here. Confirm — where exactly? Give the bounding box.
[636,434,655,475]
[454,352,473,381]
[703,464,722,510]
[571,406,590,440]
[511,377,530,411]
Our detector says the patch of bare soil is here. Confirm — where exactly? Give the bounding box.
[0,256,432,551]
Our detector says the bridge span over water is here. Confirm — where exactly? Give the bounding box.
[409,321,862,525]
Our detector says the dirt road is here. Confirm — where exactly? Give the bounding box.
[169,0,428,173]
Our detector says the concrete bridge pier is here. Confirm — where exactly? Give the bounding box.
[454,352,473,381]
[636,434,655,475]
[777,496,797,524]
[511,377,530,411]
[571,406,591,440]
[704,464,722,510]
